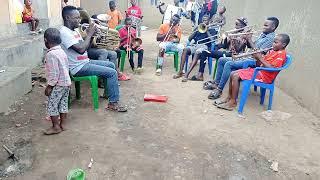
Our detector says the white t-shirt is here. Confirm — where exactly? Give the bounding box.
[60,26,90,75]
[163,5,186,24]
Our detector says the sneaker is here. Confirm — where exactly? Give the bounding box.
[136,67,143,74]
[37,28,43,34]
[155,68,162,76]
[30,31,37,35]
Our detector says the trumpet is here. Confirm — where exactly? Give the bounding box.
[232,47,272,60]
[227,30,262,38]
[224,25,255,34]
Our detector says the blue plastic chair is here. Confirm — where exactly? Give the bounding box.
[238,55,292,114]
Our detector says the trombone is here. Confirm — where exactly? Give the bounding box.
[197,23,220,33]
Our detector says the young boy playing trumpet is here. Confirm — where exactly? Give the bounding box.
[217,34,290,111]
[156,14,184,76]
[173,14,217,79]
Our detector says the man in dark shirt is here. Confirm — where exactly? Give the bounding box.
[173,15,217,79]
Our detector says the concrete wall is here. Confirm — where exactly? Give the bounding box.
[219,0,320,116]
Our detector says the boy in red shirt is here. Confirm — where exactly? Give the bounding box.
[126,0,143,36]
[126,0,142,19]
[217,34,290,111]
[118,18,144,73]
[22,0,40,34]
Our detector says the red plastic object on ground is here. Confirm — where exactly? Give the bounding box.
[144,94,168,103]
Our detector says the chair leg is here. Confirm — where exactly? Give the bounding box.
[68,89,71,109]
[213,59,218,79]
[104,78,108,97]
[90,77,99,112]
[268,89,274,110]
[208,57,213,75]
[174,52,179,72]
[75,81,81,99]
[120,50,126,72]
[184,55,189,72]
[260,87,266,105]
[238,81,251,114]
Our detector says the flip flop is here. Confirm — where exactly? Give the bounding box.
[181,77,188,82]
[189,75,203,81]
[118,73,131,81]
[106,104,128,112]
[208,89,222,100]
[203,82,218,90]
[213,99,228,106]
[217,103,235,111]
[173,73,184,79]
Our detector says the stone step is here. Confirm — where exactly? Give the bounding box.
[0,34,44,68]
[0,66,31,113]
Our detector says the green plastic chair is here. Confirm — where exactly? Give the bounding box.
[213,60,218,79]
[157,51,179,72]
[115,24,124,31]
[70,75,100,112]
[119,50,137,72]
[67,168,85,180]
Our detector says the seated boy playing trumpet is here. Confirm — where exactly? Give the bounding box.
[118,17,144,73]
[156,14,184,76]
[173,14,218,79]
[217,34,290,111]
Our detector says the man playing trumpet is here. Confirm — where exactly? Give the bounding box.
[156,14,184,76]
[206,17,279,101]
[173,14,217,79]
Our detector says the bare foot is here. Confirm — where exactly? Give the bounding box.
[43,127,62,135]
[217,101,237,111]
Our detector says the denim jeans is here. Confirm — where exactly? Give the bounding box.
[75,60,119,103]
[214,57,256,90]
[198,50,231,73]
[87,48,118,67]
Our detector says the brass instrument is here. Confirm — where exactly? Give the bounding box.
[198,23,220,33]
[132,37,143,48]
[227,30,262,38]
[232,47,272,60]
[79,23,120,51]
[221,25,255,40]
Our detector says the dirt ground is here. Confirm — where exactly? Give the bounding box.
[1,29,320,180]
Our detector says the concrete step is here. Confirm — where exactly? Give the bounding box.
[0,66,31,113]
[0,34,44,68]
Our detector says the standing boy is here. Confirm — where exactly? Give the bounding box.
[44,28,71,135]
[107,1,123,29]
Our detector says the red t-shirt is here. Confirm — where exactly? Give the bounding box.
[118,26,137,47]
[238,50,287,83]
[127,5,142,18]
[258,50,287,83]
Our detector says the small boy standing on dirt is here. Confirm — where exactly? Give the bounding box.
[43,28,71,135]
